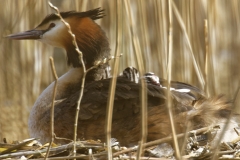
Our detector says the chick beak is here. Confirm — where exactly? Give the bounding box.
[5,29,43,40]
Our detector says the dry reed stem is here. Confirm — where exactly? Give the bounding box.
[44,57,58,160]
[47,3,117,159]
[204,19,209,97]
[124,0,147,159]
[171,0,205,89]
[157,0,168,77]
[48,2,86,158]
[105,1,123,159]
[138,0,151,71]
[167,0,181,159]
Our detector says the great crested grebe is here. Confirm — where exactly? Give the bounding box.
[7,8,238,146]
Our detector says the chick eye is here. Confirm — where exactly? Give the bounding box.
[48,23,55,29]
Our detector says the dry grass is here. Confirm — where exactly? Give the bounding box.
[0,0,240,159]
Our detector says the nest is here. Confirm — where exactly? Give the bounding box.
[1,125,240,160]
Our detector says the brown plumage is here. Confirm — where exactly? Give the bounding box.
[6,8,238,146]
[29,67,234,146]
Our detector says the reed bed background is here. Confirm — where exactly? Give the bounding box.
[0,0,239,146]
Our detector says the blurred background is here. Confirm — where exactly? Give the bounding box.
[0,0,239,142]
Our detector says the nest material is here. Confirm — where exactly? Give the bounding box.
[1,125,240,160]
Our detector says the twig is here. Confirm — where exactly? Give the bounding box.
[47,3,118,159]
[167,0,181,159]
[234,128,240,136]
[115,136,178,157]
[38,151,172,160]
[47,2,87,158]
[222,142,234,151]
[0,141,104,159]
[44,57,58,160]
[34,152,108,160]
[124,1,147,159]
[0,138,37,155]
[113,125,219,157]
[35,154,169,160]
[0,125,219,159]
[112,156,169,160]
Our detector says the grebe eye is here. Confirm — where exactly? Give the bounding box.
[48,23,55,29]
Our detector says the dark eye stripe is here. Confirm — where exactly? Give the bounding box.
[41,23,56,35]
